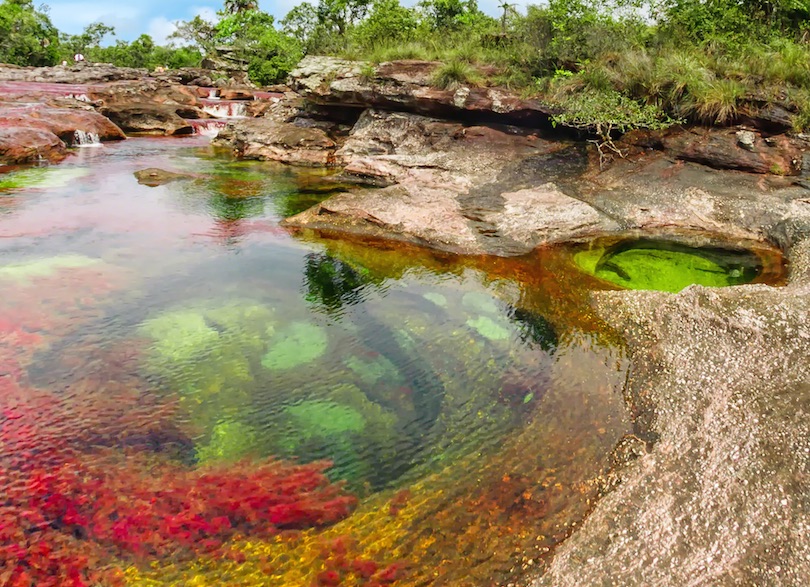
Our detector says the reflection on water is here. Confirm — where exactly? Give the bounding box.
[0,137,640,586]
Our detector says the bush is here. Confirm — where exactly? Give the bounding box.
[0,0,60,66]
[431,59,481,89]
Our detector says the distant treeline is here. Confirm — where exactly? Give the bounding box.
[5,0,810,130]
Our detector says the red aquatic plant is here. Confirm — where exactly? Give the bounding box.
[0,446,358,586]
[0,265,400,586]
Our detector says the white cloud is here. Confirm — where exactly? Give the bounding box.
[48,2,142,35]
[147,16,179,45]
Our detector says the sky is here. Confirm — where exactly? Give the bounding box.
[42,0,508,45]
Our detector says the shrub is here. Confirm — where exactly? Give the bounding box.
[431,59,481,89]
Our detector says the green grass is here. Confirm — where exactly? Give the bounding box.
[431,59,482,89]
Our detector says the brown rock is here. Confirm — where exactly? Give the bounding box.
[0,105,126,144]
[134,168,193,186]
[218,87,254,100]
[212,118,337,166]
[0,127,67,164]
[99,103,193,136]
[289,56,556,127]
[662,127,801,175]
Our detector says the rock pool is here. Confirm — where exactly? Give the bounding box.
[0,136,785,586]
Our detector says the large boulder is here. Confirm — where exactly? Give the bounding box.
[212,118,337,166]
[532,240,810,586]
[0,127,67,164]
[99,103,193,136]
[0,103,125,163]
[0,104,125,143]
[283,109,618,255]
[289,56,556,127]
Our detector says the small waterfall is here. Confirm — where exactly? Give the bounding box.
[72,130,101,147]
[207,88,219,99]
[66,93,90,102]
[188,119,228,137]
[201,101,248,119]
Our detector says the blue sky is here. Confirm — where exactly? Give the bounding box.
[43,0,508,45]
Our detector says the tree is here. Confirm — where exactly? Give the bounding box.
[352,0,418,47]
[0,0,60,66]
[59,22,115,59]
[223,0,258,14]
[281,2,321,49]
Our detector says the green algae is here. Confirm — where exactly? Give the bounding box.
[574,240,762,293]
[346,354,401,386]
[270,385,402,487]
[0,254,101,281]
[195,419,258,463]
[466,315,511,341]
[139,301,276,448]
[461,291,500,314]
[422,292,448,307]
[262,321,328,371]
[0,167,89,190]
[284,400,366,439]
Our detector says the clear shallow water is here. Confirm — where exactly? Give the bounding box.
[0,137,782,586]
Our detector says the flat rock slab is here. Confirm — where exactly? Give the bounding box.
[290,56,557,127]
[280,109,617,255]
[532,245,810,586]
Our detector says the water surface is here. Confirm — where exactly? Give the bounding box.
[0,136,768,586]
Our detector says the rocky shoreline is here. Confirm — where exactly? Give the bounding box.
[2,57,809,585]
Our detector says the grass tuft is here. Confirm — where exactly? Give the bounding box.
[431,60,481,90]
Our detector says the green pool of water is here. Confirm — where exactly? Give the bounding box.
[574,238,772,293]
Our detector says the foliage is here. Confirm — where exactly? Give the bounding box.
[352,0,418,48]
[0,0,60,66]
[172,7,301,84]
[431,59,481,89]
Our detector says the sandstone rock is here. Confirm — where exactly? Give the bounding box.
[289,56,556,127]
[662,127,801,175]
[533,246,810,585]
[218,87,254,100]
[212,118,337,166]
[134,168,194,187]
[99,103,193,135]
[0,127,67,164]
[283,109,615,255]
[0,63,147,84]
[0,104,125,144]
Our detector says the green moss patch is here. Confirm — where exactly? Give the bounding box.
[575,240,761,293]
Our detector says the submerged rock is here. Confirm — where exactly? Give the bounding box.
[134,167,194,187]
[262,321,329,371]
[0,254,101,281]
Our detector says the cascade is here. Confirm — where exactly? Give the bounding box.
[72,130,102,147]
[201,100,248,119]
